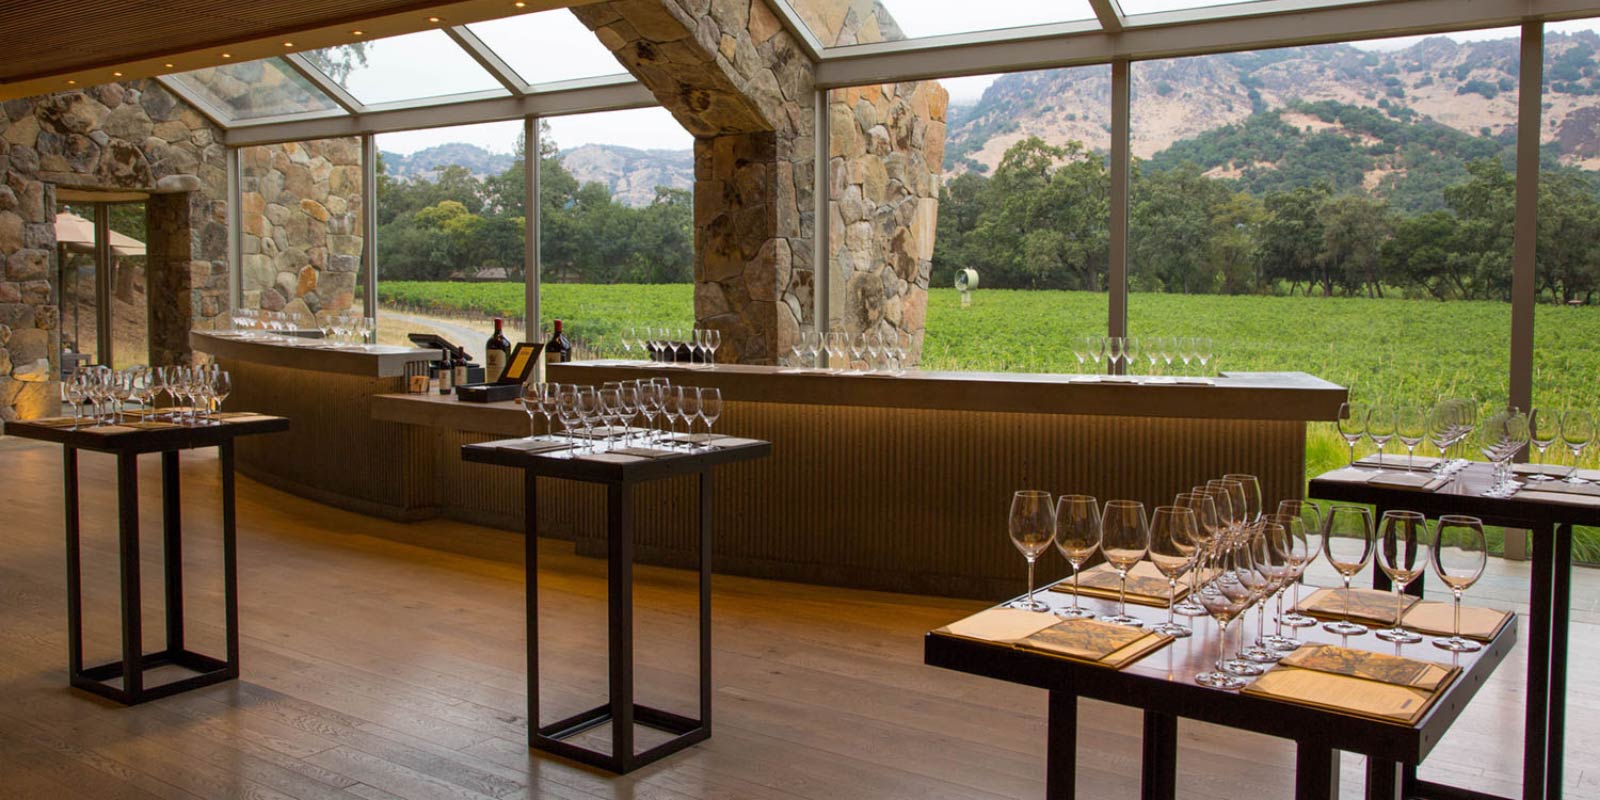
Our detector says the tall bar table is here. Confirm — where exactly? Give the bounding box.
[1310,462,1598,800]
[462,434,771,774]
[4,413,289,705]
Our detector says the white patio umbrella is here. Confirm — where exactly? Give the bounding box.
[54,211,146,257]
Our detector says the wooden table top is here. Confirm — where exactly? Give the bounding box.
[550,362,1347,421]
[461,435,772,483]
[925,580,1515,764]
[2,414,290,454]
[1309,462,1600,528]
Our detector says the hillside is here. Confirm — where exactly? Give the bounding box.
[380,142,693,207]
[945,31,1600,175]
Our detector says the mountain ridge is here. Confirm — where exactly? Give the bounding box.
[380,142,693,207]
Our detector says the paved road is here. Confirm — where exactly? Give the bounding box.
[381,311,490,358]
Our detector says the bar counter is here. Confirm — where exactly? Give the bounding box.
[203,334,1347,598]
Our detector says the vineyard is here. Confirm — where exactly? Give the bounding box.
[378,279,1600,559]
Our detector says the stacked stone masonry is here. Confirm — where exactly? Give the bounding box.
[239,138,364,316]
[573,0,944,364]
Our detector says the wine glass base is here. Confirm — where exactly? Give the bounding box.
[1262,634,1302,651]
[1009,598,1051,612]
[1432,636,1482,653]
[1221,658,1266,677]
[1281,613,1318,628]
[1173,601,1206,617]
[1240,646,1281,664]
[1375,627,1423,644]
[1322,620,1369,636]
[1195,671,1248,690]
[1054,606,1097,619]
[1099,613,1144,627]
[1151,622,1192,638]
[1526,474,1556,482]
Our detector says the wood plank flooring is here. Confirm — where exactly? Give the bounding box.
[0,437,1595,799]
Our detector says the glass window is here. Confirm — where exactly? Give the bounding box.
[784,0,1095,48]
[1536,18,1600,514]
[467,11,628,86]
[372,121,526,350]
[305,31,505,105]
[1129,29,1518,484]
[539,108,695,358]
[874,66,1112,372]
[170,59,339,120]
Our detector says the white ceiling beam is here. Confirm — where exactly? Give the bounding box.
[282,52,365,113]
[220,77,655,146]
[815,0,1600,86]
[444,25,530,94]
[1087,0,1125,33]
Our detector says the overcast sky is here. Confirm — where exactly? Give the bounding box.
[365,5,1595,156]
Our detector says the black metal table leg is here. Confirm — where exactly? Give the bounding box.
[525,470,540,748]
[1366,758,1401,800]
[220,440,240,675]
[1046,691,1076,800]
[1295,745,1339,800]
[64,447,83,678]
[1547,523,1571,800]
[608,482,635,768]
[117,452,144,698]
[1140,711,1177,800]
[698,470,713,734]
[162,451,185,656]
[1525,524,1554,800]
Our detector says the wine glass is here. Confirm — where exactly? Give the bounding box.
[1083,336,1104,372]
[1172,491,1220,617]
[1179,337,1198,377]
[1123,338,1142,379]
[1260,513,1306,650]
[1070,338,1088,372]
[699,387,722,447]
[678,386,701,446]
[826,332,846,371]
[1241,521,1291,663]
[1194,336,1214,377]
[1105,337,1125,374]
[803,330,823,368]
[1148,506,1199,638]
[1195,535,1254,691]
[1396,406,1428,471]
[1337,402,1368,469]
[1322,505,1376,637]
[1007,490,1056,613]
[1100,500,1151,627]
[61,374,83,426]
[1428,401,1459,475]
[1144,336,1162,377]
[1206,479,1247,536]
[850,333,867,373]
[616,382,640,445]
[704,329,721,364]
[1367,403,1397,467]
[522,382,548,438]
[636,381,661,445]
[1221,473,1262,526]
[210,370,231,420]
[1375,510,1428,644]
[576,387,602,451]
[598,386,624,449]
[1561,409,1595,484]
[1053,495,1101,620]
[556,385,582,451]
[1275,499,1325,630]
[659,386,683,448]
[865,331,883,374]
[1527,408,1560,482]
[1431,515,1487,653]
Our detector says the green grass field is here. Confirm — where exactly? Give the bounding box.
[380,280,1600,559]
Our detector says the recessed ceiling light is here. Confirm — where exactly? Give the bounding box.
[427,16,443,22]
[112,71,123,77]
[67,79,77,84]
[283,41,294,47]
[514,1,526,7]
[164,62,174,68]
[351,29,364,35]
[221,52,232,58]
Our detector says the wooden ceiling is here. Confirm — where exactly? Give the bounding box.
[0,0,582,101]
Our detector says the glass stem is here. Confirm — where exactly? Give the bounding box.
[1453,589,1463,641]
[1348,441,1356,467]
[1167,578,1178,626]
[1274,592,1285,637]
[1394,586,1405,631]
[1026,558,1037,609]
[1118,572,1129,618]
[1342,575,1353,627]
[1072,566,1083,613]
[1216,621,1228,671]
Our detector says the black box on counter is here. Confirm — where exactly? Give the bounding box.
[454,342,542,403]
[455,382,522,403]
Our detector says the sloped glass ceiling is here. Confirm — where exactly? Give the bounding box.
[169,58,339,120]
[467,10,628,86]
[784,0,1097,47]
[306,29,505,105]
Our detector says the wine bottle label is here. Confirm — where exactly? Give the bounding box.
[454,365,468,386]
[486,350,507,382]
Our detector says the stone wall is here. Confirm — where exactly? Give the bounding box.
[573,0,944,364]
[0,80,229,420]
[239,138,364,315]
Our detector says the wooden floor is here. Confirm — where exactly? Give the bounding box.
[0,437,1595,800]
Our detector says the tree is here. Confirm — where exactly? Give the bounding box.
[1258,184,1332,295]
[1318,193,1394,298]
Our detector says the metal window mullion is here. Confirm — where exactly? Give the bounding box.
[766,0,826,60]
[228,145,241,310]
[1510,21,1543,415]
[525,116,541,343]
[445,26,530,94]
[814,88,830,335]
[1108,59,1131,359]
[283,52,364,114]
[154,75,235,130]
[361,134,378,321]
[1087,0,1125,33]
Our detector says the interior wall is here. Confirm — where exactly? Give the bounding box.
[239,138,364,316]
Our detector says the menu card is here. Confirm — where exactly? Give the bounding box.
[1366,471,1449,491]
[1400,602,1512,641]
[482,437,573,454]
[1242,645,1458,725]
[1050,561,1185,606]
[1294,587,1418,626]
[1356,454,1442,471]
[936,609,1172,669]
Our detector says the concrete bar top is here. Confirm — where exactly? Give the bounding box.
[193,330,441,378]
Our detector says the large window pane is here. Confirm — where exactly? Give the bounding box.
[305,31,505,105]
[372,121,525,352]
[539,108,695,358]
[784,0,1094,48]
[171,59,339,120]
[467,11,628,85]
[1130,30,1518,483]
[912,66,1112,371]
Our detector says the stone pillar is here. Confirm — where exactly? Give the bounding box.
[145,191,193,366]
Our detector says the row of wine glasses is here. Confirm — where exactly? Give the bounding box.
[520,377,723,453]
[1338,400,1480,475]
[1070,336,1217,378]
[60,365,232,426]
[786,330,914,374]
[615,327,722,365]
[1525,407,1595,484]
[229,308,374,346]
[1319,506,1487,652]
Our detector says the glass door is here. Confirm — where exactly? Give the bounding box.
[56,200,148,370]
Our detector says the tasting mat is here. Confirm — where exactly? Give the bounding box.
[1049,561,1190,606]
[1242,644,1459,726]
[1355,454,1443,471]
[935,608,1173,670]
[1292,588,1510,640]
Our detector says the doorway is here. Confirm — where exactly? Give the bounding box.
[55,190,150,372]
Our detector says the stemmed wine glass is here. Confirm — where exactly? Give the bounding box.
[1105,337,1125,375]
[1007,490,1056,613]
[1527,408,1560,482]
[1396,406,1428,471]
[557,385,582,452]
[1222,474,1262,527]
[865,331,883,374]
[1195,533,1254,691]
[1322,505,1376,637]
[1172,490,1221,617]
[1375,510,1428,644]
[1100,500,1151,627]
[61,374,84,426]
[209,369,231,420]
[1238,522,1289,664]
[826,332,847,372]
[1367,403,1398,467]
[617,382,640,445]
[1149,505,1199,638]
[1193,336,1214,377]
[704,329,721,364]
[803,330,823,369]
[1276,499,1325,630]
[637,381,662,445]
[1207,478,1247,537]
[659,386,684,449]
[1561,409,1595,484]
[699,387,722,447]
[1144,336,1162,378]
[576,387,602,451]
[1338,402,1368,469]
[1053,495,1101,620]
[1428,402,1459,475]
[522,382,550,438]
[1083,336,1104,373]
[1431,515,1487,653]
[679,386,701,447]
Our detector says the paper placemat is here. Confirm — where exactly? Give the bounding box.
[122,421,183,430]
[216,414,279,424]
[1016,618,1173,669]
[1294,587,1419,626]
[1517,480,1600,497]
[1512,463,1574,478]
[1399,602,1512,641]
[939,608,1060,643]
[77,425,138,435]
[1242,665,1445,725]
[1049,561,1186,606]
[1356,454,1442,471]
[19,416,83,428]
[611,446,678,459]
[1366,471,1448,491]
[1279,644,1454,691]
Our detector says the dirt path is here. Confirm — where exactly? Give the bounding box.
[379,311,491,357]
